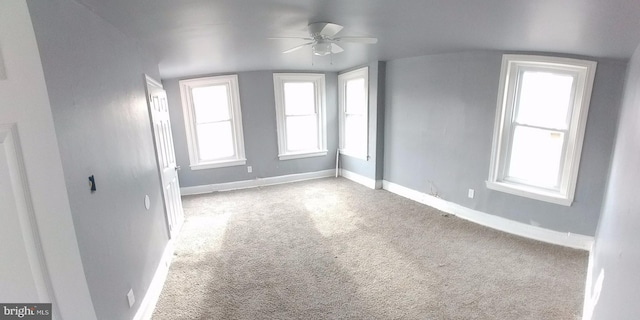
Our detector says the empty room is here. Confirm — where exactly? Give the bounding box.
[2,0,640,319]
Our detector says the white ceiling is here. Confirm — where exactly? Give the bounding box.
[76,0,640,79]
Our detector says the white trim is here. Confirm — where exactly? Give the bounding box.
[278,150,327,161]
[181,169,335,195]
[273,73,327,159]
[133,240,175,320]
[339,151,369,161]
[338,67,369,160]
[382,180,593,250]
[582,247,602,320]
[488,54,597,206]
[582,247,594,320]
[179,74,246,167]
[486,181,572,206]
[1,124,59,316]
[339,169,377,189]
[190,158,246,170]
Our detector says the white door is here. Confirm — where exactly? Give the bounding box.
[0,124,56,308]
[145,75,184,239]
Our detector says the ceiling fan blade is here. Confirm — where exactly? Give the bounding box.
[309,22,343,37]
[268,37,314,41]
[282,42,313,53]
[331,43,344,53]
[334,36,378,44]
[321,23,344,37]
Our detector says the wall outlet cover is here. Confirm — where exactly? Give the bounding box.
[127,289,135,308]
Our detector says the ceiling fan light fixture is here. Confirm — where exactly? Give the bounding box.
[312,41,332,56]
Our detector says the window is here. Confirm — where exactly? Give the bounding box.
[339,67,369,159]
[179,75,246,170]
[487,55,596,206]
[273,73,327,160]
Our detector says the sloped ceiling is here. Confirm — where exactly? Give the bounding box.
[75,0,640,79]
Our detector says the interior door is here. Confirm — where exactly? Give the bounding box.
[145,75,184,239]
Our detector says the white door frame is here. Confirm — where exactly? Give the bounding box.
[0,124,58,317]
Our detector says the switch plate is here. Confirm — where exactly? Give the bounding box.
[247,166,252,173]
[127,289,135,308]
[468,189,475,199]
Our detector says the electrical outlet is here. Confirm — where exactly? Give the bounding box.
[127,289,135,308]
[247,166,252,173]
[468,189,475,199]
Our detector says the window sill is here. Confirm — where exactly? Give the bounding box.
[190,158,247,170]
[339,150,368,161]
[278,150,328,161]
[485,181,573,206]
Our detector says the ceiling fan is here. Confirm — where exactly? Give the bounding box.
[270,22,378,56]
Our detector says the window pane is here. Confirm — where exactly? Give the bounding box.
[196,121,235,160]
[191,85,230,123]
[344,114,367,155]
[286,115,318,151]
[515,71,574,129]
[346,78,366,114]
[284,82,315,115]
[507,125,564,188]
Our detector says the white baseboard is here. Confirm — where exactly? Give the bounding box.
[180,169,335,195]
[382,180,594,251]
[133,240,175,320]
[339,169,380,189]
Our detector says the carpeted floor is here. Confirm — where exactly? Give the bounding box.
[152,177,588,320]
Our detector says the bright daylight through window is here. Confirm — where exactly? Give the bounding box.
[179,75,246,170]
[273,73,327,160]
[487,55,596,206]
[339,67,369,159]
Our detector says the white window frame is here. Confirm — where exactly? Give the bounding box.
[487,54,596,206]
[273,73,327,160]
[338,67,369,160]
[179,75,247,170]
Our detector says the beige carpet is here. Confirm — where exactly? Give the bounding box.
[152,178,587,320]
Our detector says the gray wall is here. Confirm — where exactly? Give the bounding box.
[383,51,626,236]
[27,0,169,319]
[163,71,339,188]
[339,61,386,184]
[589,42,640,319]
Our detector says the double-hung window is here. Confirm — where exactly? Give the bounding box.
[273,73,327,160]
[339,67,369,159]
[487,55,596,206]
[179,75,246,170]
